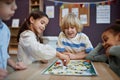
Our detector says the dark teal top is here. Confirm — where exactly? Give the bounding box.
[86,43,120,76]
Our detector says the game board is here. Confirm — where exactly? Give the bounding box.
[42,59,97,76]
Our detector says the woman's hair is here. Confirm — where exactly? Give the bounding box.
[60,13,83,33]
[17,10,49,42]
[103,24,120,36]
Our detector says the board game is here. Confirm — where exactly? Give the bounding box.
[42,59,97,76]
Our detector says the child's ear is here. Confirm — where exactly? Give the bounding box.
[30,17,34,24]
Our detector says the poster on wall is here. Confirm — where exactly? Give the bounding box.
[11,19,19,28]
[62,8,69,18]
[96,5,110,24]
[72,8,79,17]
[80,14,87,24]
[46,6,54,18]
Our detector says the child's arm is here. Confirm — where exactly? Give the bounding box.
[73,51,87,60]
[7,58,27,70]
[89,54,107,62]
[86,43,103,59]
[63,51,87,60]
[86,43,107,62]
[56,51,70,66]
[0,69,8,80]
[109,45,120,58]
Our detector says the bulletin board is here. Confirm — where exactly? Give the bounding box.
[59,4,90,26]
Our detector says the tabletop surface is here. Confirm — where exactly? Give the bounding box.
[5,59,120,80]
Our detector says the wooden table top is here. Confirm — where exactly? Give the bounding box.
[5,59,120,80]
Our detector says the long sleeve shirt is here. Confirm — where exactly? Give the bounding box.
[86,43,120,76]
[17,30,56,65]
[57,32,93,54]
[0,19,10,69]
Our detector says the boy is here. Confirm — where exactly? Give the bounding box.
[57,13,93,60]
[0,0,26,80]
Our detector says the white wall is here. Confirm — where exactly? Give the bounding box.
[42,36,58,49]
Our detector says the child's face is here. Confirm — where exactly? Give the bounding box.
[30,16,49,36]
[102,31,120,52]
[64,27,77,39]
[0,0,17,20]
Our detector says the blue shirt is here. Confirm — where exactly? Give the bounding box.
[0,19,10,69]
[57,32,93,54]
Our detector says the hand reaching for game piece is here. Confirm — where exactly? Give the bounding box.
[56,52,70,66]
[62,60,68,66]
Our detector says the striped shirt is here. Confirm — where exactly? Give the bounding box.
[56,32,93,54]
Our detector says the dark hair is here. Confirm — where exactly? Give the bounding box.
[115,19,120,24]
[104,24,120,36]
[17,10,49,42]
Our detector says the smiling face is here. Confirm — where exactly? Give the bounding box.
[30,16,49,36]
[102,31,120,52]
[61,13,83,39]
[64,26,77,39]
[0,0,17,20]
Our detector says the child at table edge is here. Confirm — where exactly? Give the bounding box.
[17,10,70,66]
[0,0,27,80]
[86,24,120,76]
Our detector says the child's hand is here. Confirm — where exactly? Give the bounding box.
[105,47,110,57]
[63,52,87,59]
[40,60,48,64]
[63,52,75,60]
[60,54,70,66]
[0,69,8,80]
[102,43,111,57]
[57,52,70,66]
[15,62,27,70]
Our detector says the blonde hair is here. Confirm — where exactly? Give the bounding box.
[60,13,83,32]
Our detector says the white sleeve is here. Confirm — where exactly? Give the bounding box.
[19,31,56,60]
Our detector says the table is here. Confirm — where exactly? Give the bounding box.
[5,59,120,80]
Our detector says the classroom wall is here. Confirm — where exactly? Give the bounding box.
[4,0,29,26]
[5,0,120,47]
[44,0,120,47]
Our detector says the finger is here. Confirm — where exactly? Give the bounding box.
[64,58,70,66]
[64,59,69,66]
[63,60,67,66]
[61,60,65,66]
